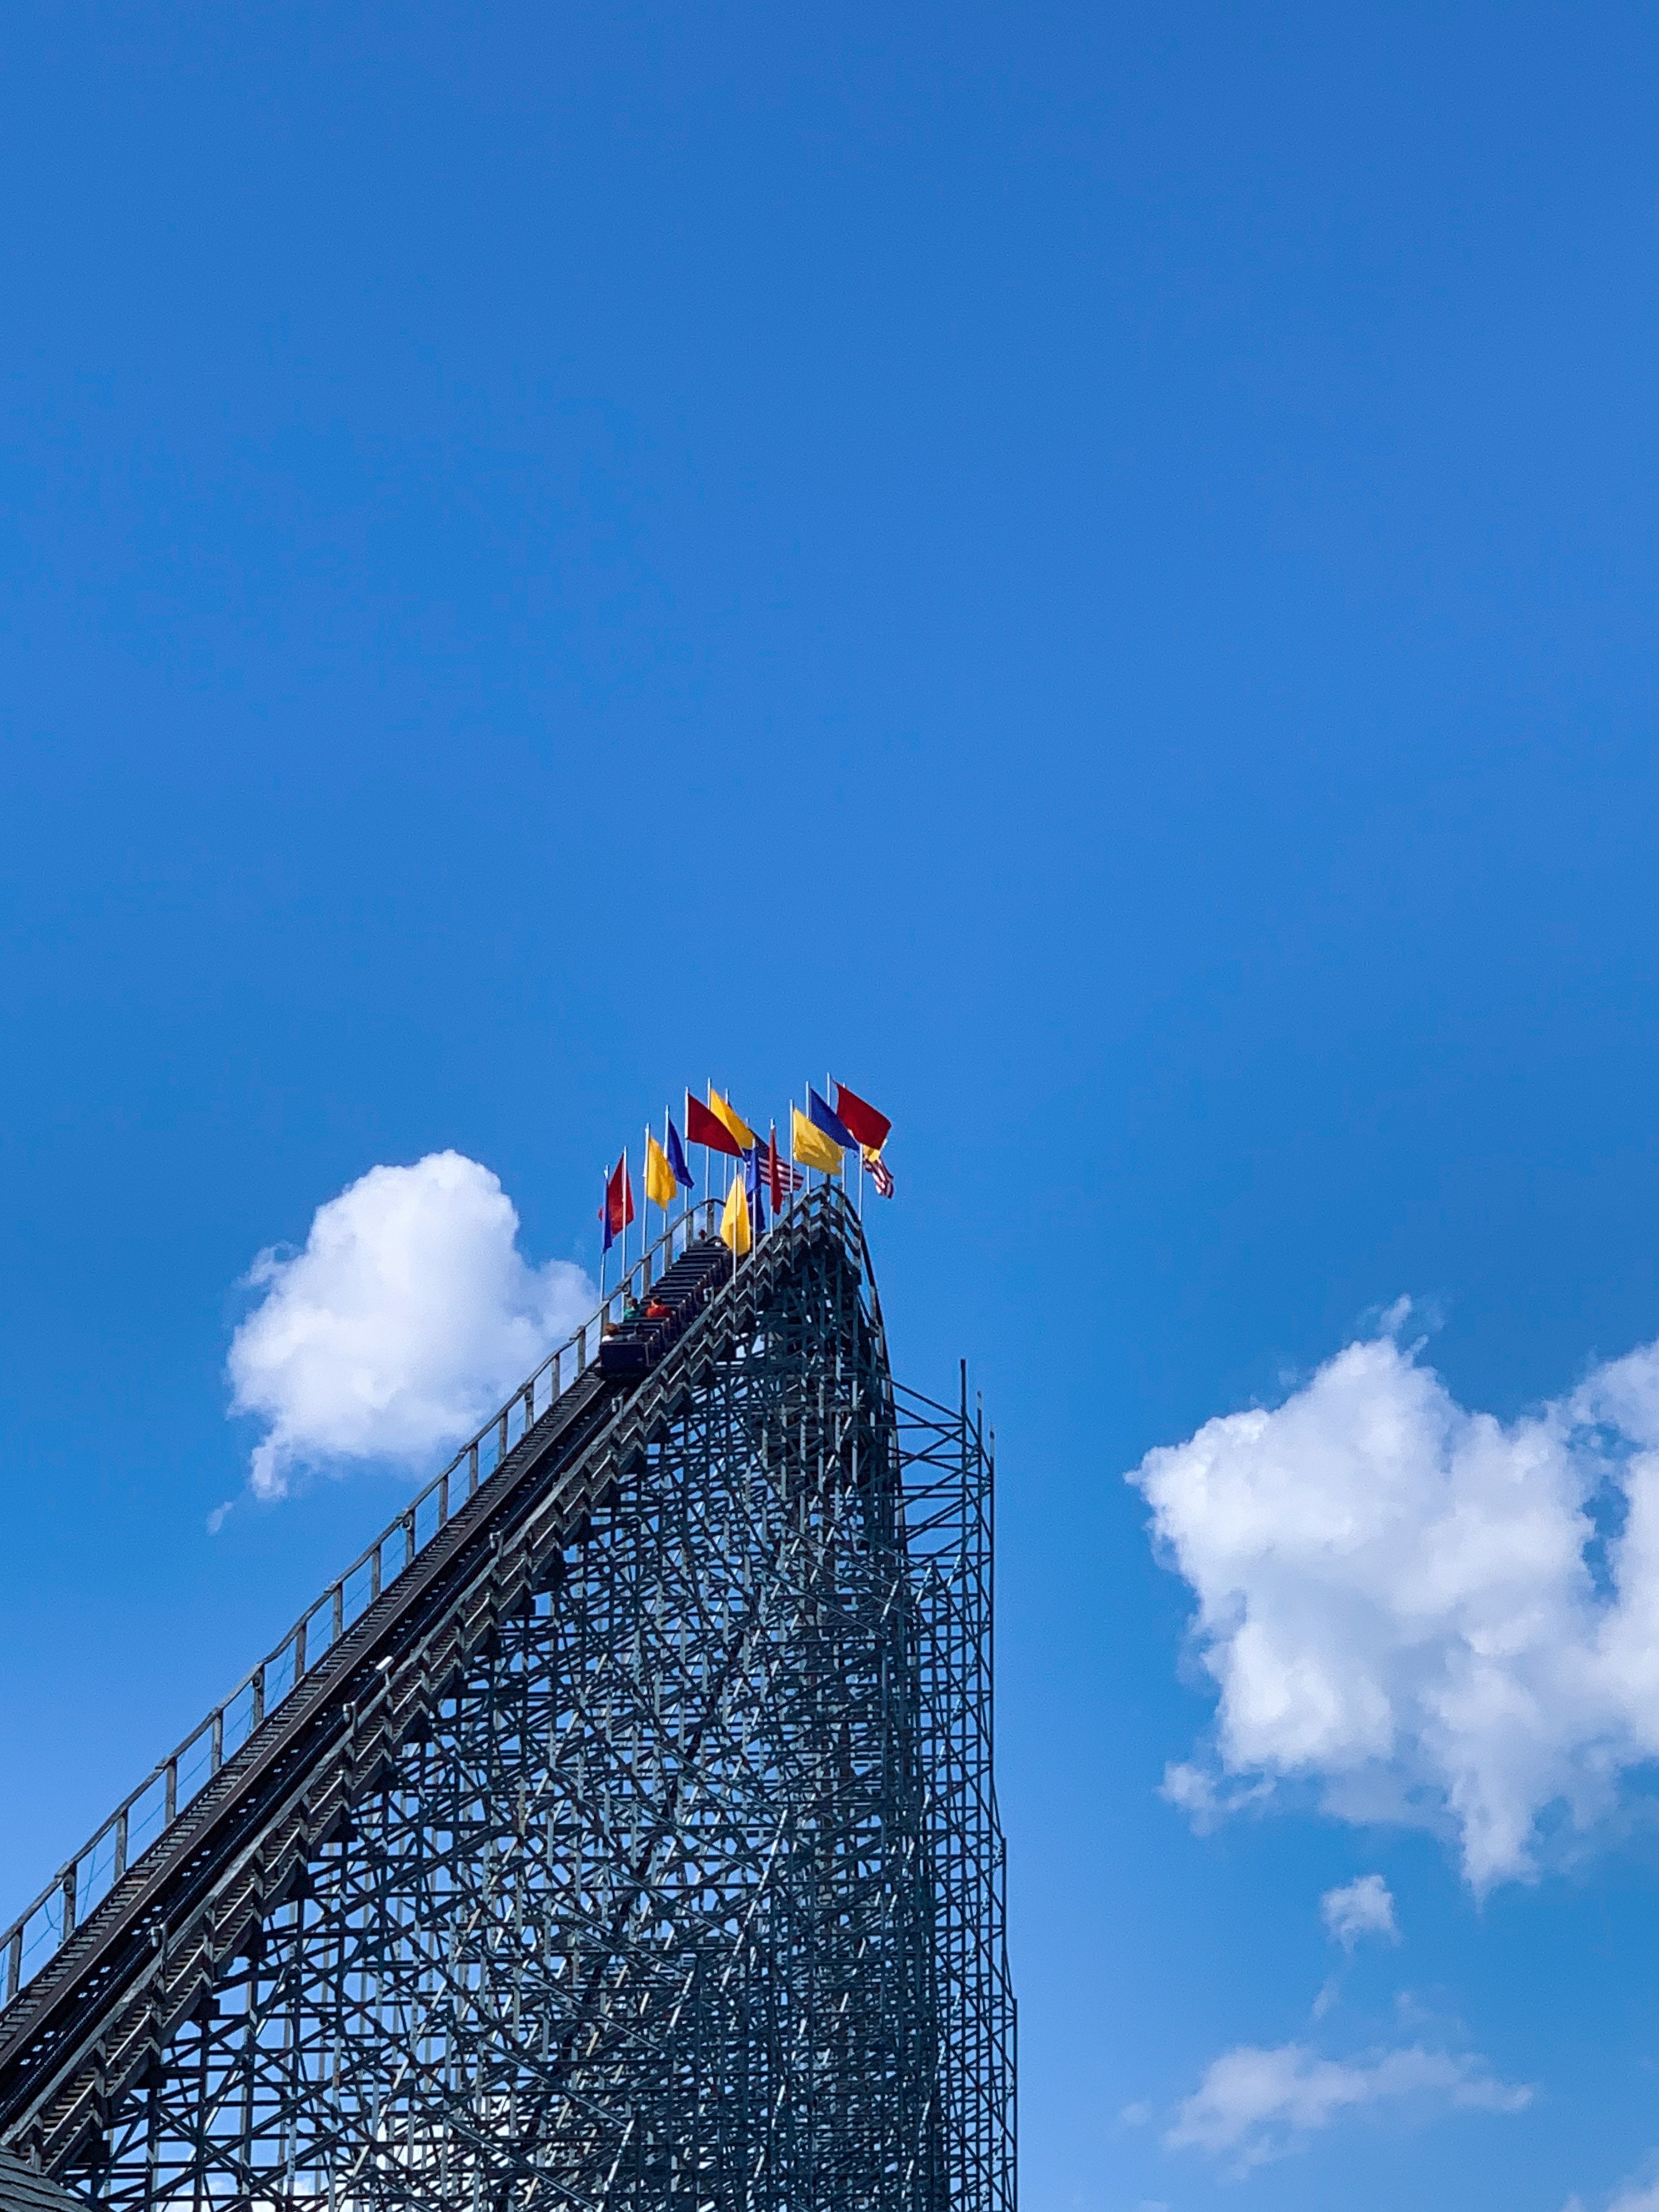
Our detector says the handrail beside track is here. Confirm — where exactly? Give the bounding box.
[0,1194,754,2012]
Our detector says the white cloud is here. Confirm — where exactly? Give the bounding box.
[1159,1759,1270,1828]
[1130,1311,1659,1886]
[1603,2169,1659,2212]
[1563,2165,1659,2212]
[1166,2040,1530,2172]
[1321,1874,1399,1950]
[227,1152,595,1500]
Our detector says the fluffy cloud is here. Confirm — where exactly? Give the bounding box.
[1321,1874,1398,1950]
[1131,1312,1659,1886]
[1166,2040,1530,2172]
[227,1152,595,1500]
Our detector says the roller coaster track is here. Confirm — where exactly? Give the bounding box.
[0,1186,1015,2212]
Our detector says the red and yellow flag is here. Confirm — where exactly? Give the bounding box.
[685,1092,743,1158]
[707,1087,756,1151]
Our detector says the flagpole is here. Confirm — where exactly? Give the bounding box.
[835,1074,864,1218]
[826,1069,850,1218]
[670,1105,683,1252]
[599,1166,608,1303]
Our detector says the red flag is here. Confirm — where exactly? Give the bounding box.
[755,1123,803,1206]
[685,1092,743,1157]
[600,1156,635,1250]
[834,1082,891,1154]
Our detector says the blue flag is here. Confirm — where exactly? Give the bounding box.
[808,1086,856,1150]
[745,1145,769,1233]
[665,1118,695,1190]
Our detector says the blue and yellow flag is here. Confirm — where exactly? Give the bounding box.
[808,1087,855,1148]
[791,1106,843,1176]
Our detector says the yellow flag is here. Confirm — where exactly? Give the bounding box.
[708,1087,756,1151]
[644,1132,676,1210]
[720,1173,752,1256]
[791,1106,843,1176]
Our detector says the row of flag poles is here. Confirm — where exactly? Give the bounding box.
[598,1080,894,1283]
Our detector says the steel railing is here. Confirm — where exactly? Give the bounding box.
[0,1195,748,2013]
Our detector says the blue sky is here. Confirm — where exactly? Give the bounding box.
[6,3,1659,2204]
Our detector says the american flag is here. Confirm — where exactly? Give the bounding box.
[754,1130,804,1208]
[863,1148,894,1199]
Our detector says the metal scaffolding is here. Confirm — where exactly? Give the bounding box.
[0,1190,1014,2212]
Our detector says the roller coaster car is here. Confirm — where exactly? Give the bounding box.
[595,1324,663,1380]
[595,1236,731,1381]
